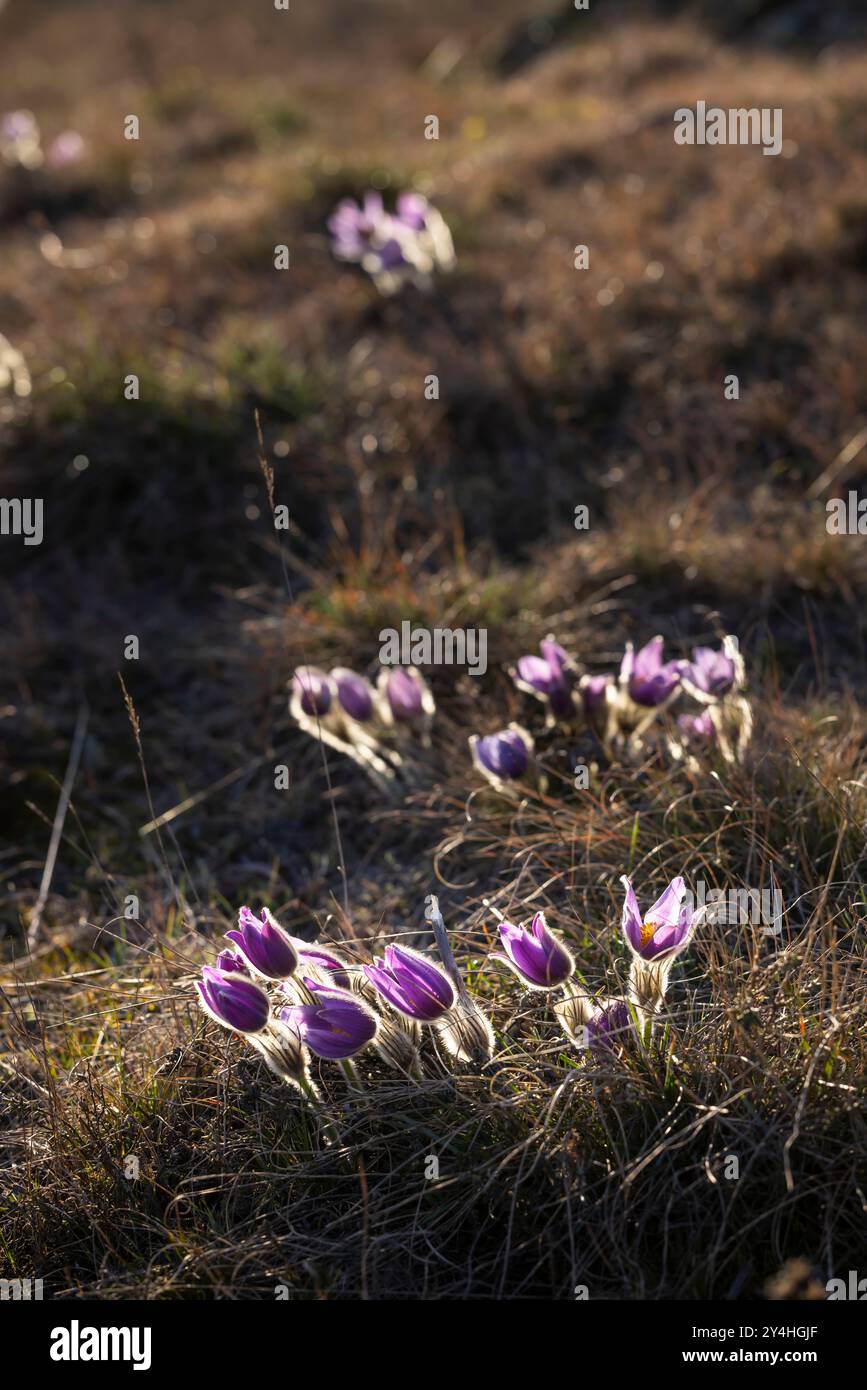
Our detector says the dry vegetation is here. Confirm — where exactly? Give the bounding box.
[1,0,866,1299]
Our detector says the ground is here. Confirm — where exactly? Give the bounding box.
[0,0,865,1300]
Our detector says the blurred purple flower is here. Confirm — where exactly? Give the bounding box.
[47,130,85,168]
[327,193,409,275]
[280,982,378,1060]
[395,192,429,230]
[364,944,455,1022]
[331,667,375,723]
[585,997,633,1052]
[1,109,38,143]
[620,875,697,962]
[471,727,529,782]
[677,710,716,742]
[196,965,270,1034]
[382,667,423,721]
[226,906,299,981]
[581,673,611,715]
[495,911,574,989]
[620,636,685,708]
[291,666,333,717]
[513,638,574,719]
[686,645,735,697]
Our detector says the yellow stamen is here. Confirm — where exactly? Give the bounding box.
[640,920,656,950]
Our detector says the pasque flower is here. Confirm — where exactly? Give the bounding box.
[621,875,702,1026]
[512,638,574,720]
[494,911,574,989]
[226,906,299,981]
[196,965,270,1034]
[364,944,455,1022]
[621,875,696,962]
[328,192,407,273]
[289,940,354,991]
[380,667,425,721]
[585,997,633,1052]
[581,673,612,715]
[328,190,454,293]
[619,636,685,708]
[291,666,334,717]
[281,980,378,1060]
[215,947,249,975]
[685,645,735,697]
[677,710,716,743]
[469,724,533,789]
[331,667,376,724]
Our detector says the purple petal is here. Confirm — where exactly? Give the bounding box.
[621,878,644,953]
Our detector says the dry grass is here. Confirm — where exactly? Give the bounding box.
[1,0,866,1299]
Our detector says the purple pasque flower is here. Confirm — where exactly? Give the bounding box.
[379,666,432,723]
[215,947,249,975]
[581,673,612,716]
[495,911,574,989]
[280,980,378,1060]
[620,636,685,708]
[513,638,574,720]
[686,645,735,697]
[395,191,429,231]
[620,875,697,962]
[226,906,299,981]
[331,666,375,723]
[327,193,410,277]
[363,944,456,1022]
[291,665,333,717]
[289,940,353,991]
[585,997,633,1052]
[677,710,716,743]
[328,191,388,258]
[196,965,270,1034]
[470,724,531,784]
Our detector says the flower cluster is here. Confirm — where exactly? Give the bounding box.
[503,631,751,768]
[491,873,700,1052]
[196,877,699,1109]
[290,663,434,792]
[328,190,455,293]
[195,898,494,1100]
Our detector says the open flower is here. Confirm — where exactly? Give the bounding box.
[494,911,574,989]
[364,944,455,1022]
[280,980,378,1060]
[621,875,701,1025]
[621,876,696,962]
[512,638,575,722]
[619,636,685,709]
[469,724,533,789]
[196,965,270,1035]
[226,906,299,981]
